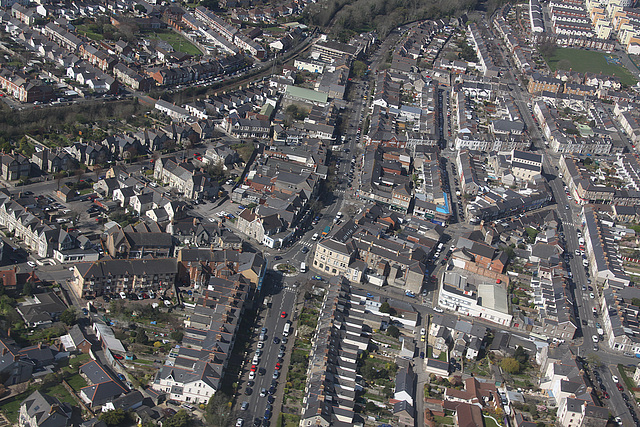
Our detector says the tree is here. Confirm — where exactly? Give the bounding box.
[170,330,183,342]
[386,325,400,339]
[99,409,126,426]
[585,353,602,368]
[631,298,640,307]
[135,329,149,345]
[514,346,529,366]
[205,393,232,426]
[22,281,33,296]
[164,409,192,427]
[379,302,396,316]
[60,308,77,326]
[500,357,521,374]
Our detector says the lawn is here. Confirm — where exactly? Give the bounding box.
[483,414,503,427]
[66,373,88,391]
[434,415,454,425]
[45,384,77,406]
[277,413,301,427]
[545,48,637,86]
[75,24,104,41]
[147,31,202,56]
[0,391,30,423]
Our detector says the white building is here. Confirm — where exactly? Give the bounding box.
[438,269,512,326]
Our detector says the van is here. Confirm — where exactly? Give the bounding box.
[300,262,307,273]
[283,322,291,337]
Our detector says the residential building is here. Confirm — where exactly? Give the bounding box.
[19,390,72,427]
[71,258,178,299]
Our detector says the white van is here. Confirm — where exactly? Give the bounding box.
[300,262,307,273]
[283,322,291,337]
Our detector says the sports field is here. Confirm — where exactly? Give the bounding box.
[148,31,202,56]
[545,48,637,86]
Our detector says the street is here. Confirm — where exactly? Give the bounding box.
[236,280,296,425]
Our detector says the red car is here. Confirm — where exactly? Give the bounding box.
[113,354,124,360]
[280,311,286,318]
[250,364,257,372]
[617,383,624,391]
[603,391,610,399]
[275,363,281,370]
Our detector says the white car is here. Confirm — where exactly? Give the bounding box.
[575,250,580,256]
[27,261,36,268]
[420,328,426,336]
[235,418,244,426]
[248,371,256,380]
[257,342,264,349]
[252,355,259,365]
[434,307,444,313]
[612,375,619,383]
[592,335,599,343]
[590,293,595,299]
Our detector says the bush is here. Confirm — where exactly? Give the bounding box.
[501,357,521,374]
[386,325,400,339]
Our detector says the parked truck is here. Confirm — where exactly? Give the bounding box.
[322,225,331,236]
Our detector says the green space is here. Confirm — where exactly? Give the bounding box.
[75,24,104,41]
[483,414,503,427]
[618,364,636,392]
[147,31,202,56]
[45,384,76,406]
[66,373,88,391]
[545,48,637,86]
[0,391,30,423]
[277,413,301,427]
[433,415,454,425]
[427,346,448,362]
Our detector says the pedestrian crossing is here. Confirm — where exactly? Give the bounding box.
[299,241,314,248]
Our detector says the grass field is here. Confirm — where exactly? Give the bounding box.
[147,31,202,56]
[66,373,88,391]
[0,391,30,423]
[545,48,637,86]
[75,25,104,41]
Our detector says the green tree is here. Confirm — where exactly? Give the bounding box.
[135,329,149,345]
[60,308,77,326]
[170,330,183,342]
[164,409,192,427]
[585,353,602,368]
[501,357,521,374]
[386,325,400,339]
[22,281,33,296]
[631,298,640,307]
[379,302,396,316]
[514,346,529,366]
[352,60,367,78]
[204,393,232,426]
[99,409,126,426]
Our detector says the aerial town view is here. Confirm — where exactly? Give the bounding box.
[2,0,640,425]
